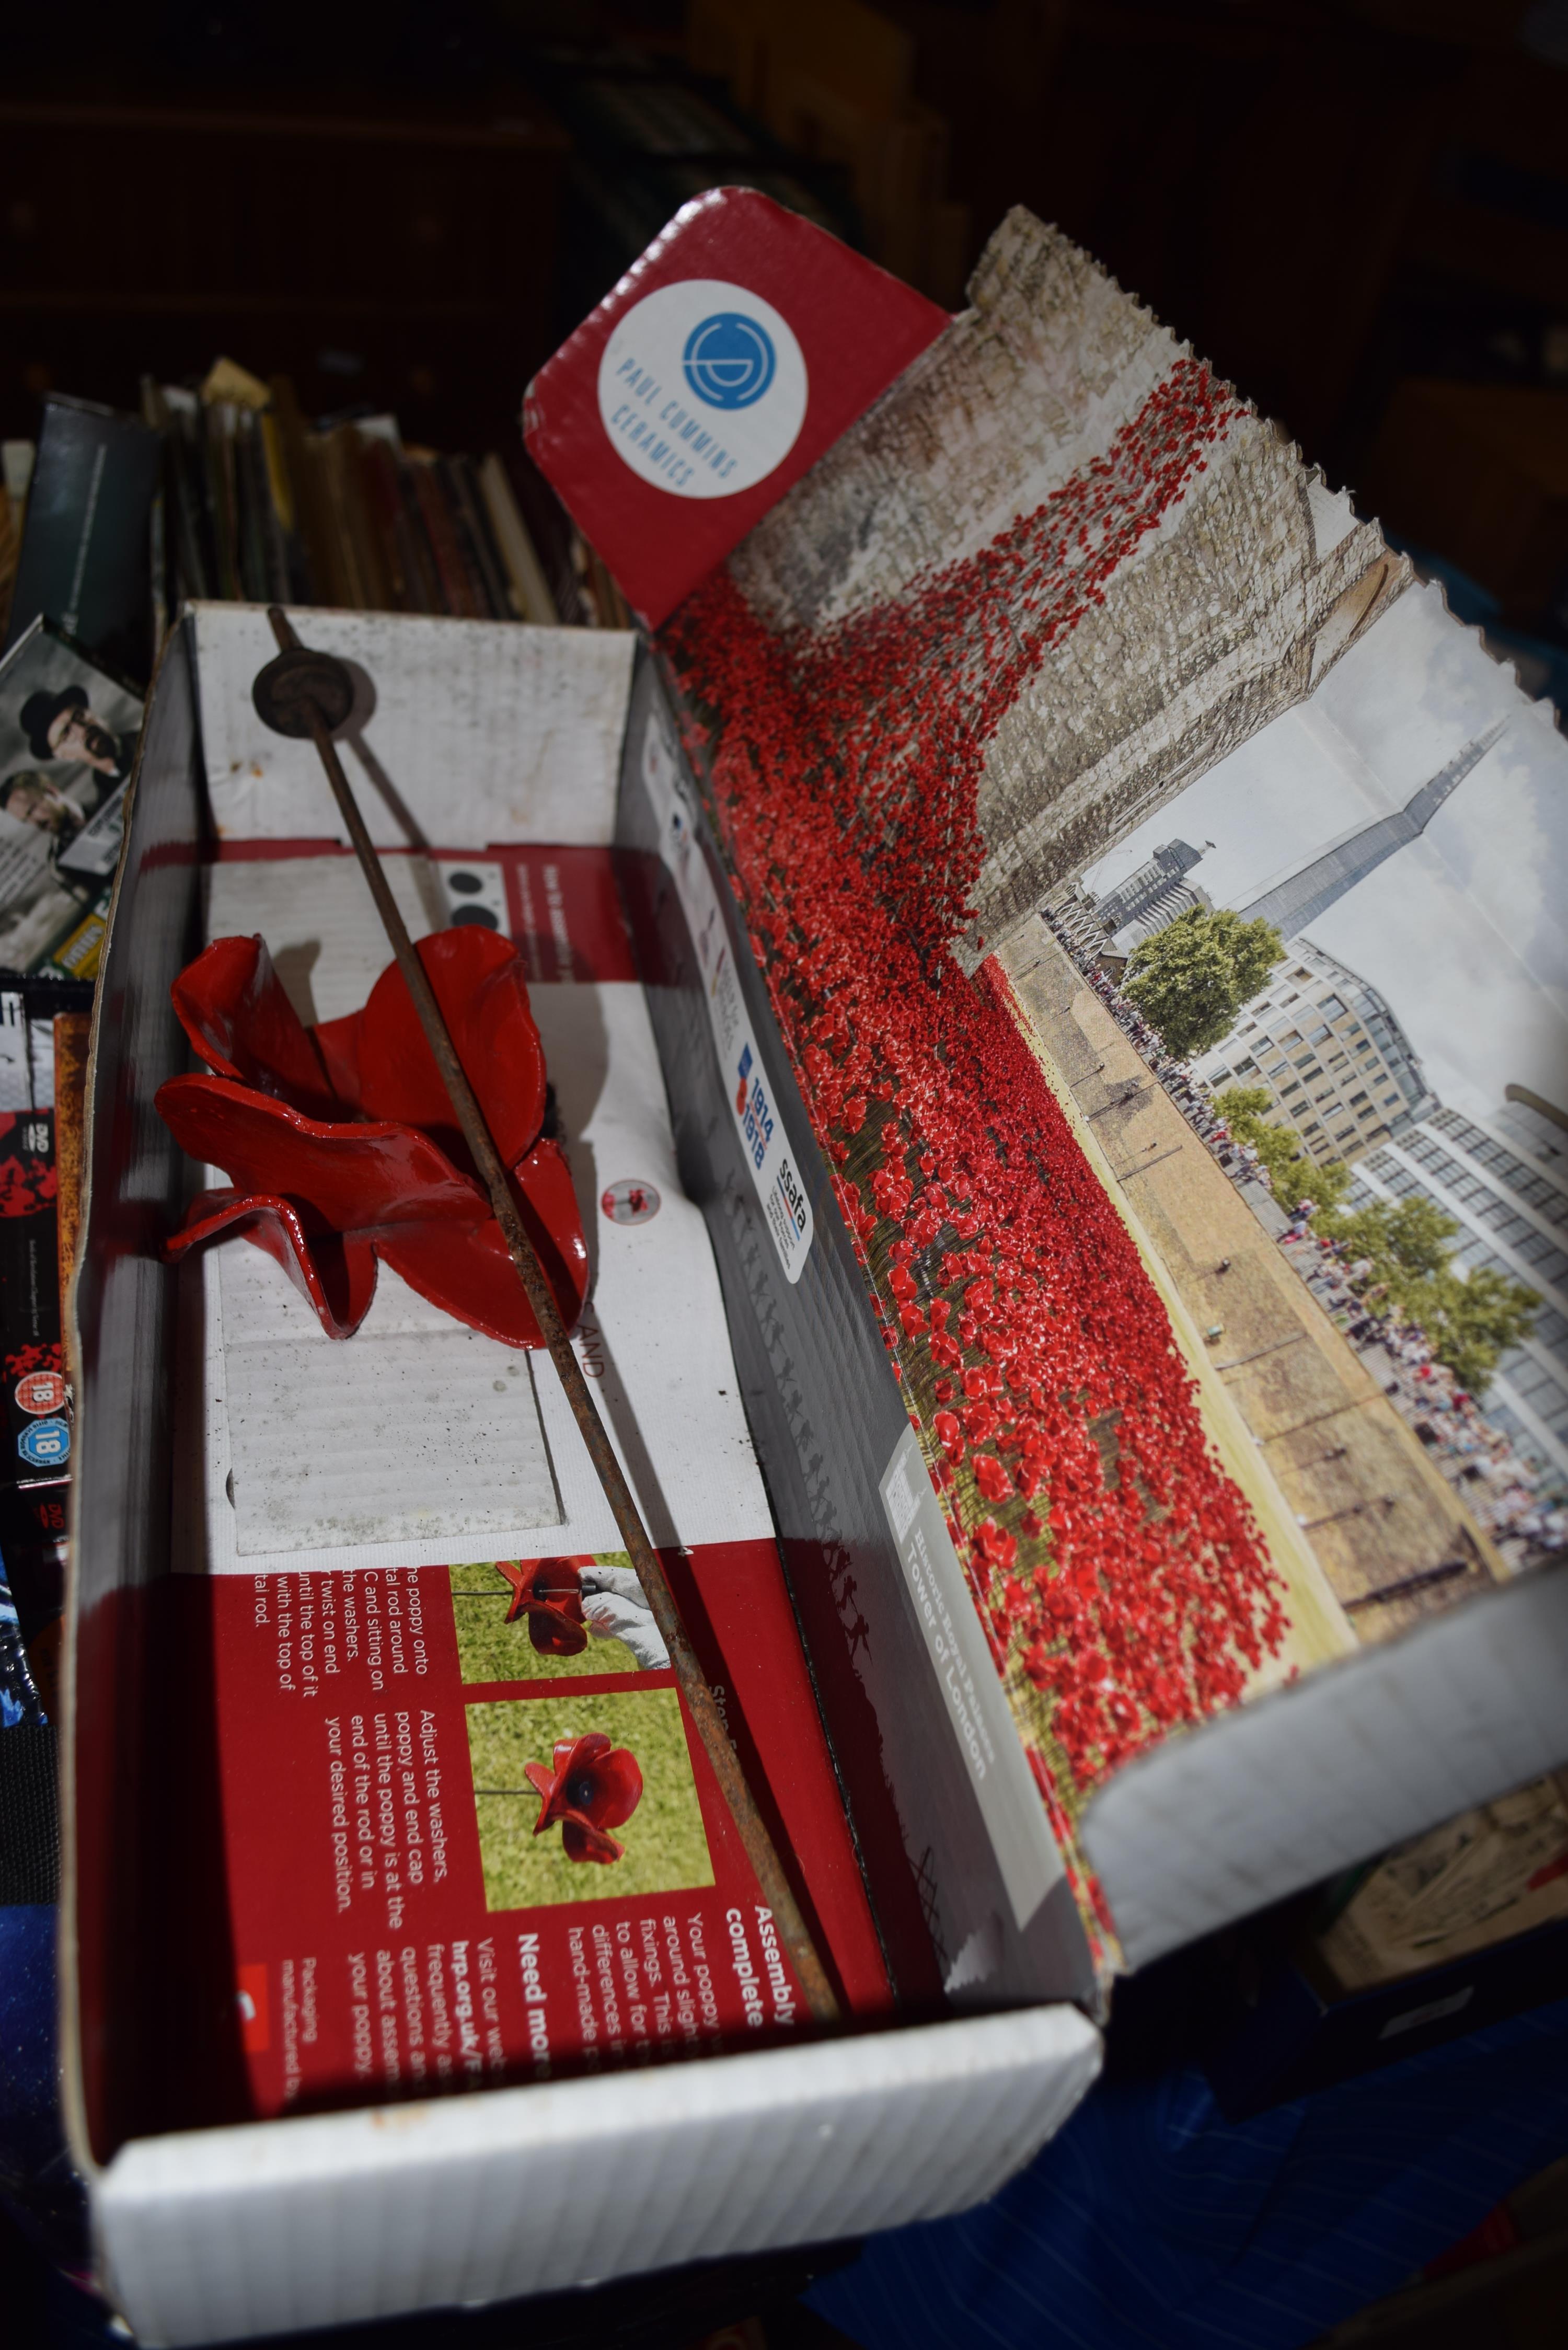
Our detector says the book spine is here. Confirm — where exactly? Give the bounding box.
[316,427,372,610]
[477,453,558,625]
[199,404,238,601]
[393,459,442,614]
[436,455,503,619]
[139,377,170,646]
[257,411,299,603]
[234,411,272,605]
[344,431,393,612]
[178,405,218,602]
[407,456,478,617]
[354,434,411,612]
[144,381,209,606]
[268,377,335,606]
[446,455,512,621]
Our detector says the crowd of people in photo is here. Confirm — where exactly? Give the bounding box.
[1277,1213,1568,1565]
[1044,908,1568,1569]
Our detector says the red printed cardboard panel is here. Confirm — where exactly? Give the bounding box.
[523,190,949,627]
[212,840,639,986]
[179,1538,890,2123]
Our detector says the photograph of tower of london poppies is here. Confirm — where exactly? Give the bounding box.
[664,209,1568,1865]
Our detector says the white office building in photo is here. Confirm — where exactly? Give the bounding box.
[1191,939,1436,1171]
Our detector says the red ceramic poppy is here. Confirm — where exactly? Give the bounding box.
[495,1557,591,1656]
[155,927,589,1347]
[525,1731,643,1864]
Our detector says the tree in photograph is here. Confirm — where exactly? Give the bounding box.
[1213,1085,1351,1217]
[1313,1195,1538,1392]
[1209,1107,1537,1390]
[1122,907,1284,1061]
[1416,1265,1541,1394]
[1315,1194,1457,1290]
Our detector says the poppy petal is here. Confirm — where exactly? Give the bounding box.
[527,1607,590,1657]
[311,1008,364,1114]
[356,929,547,1170]
[171,935,340,1120]
[375,1143,589,1344]
[587,1746,644,1829]
[156,1076,488,1232]
[158,930,589,1356]
[532,1560,587,1608]
[560,1816,626,1864]
[167,1189,377,1336]
[493,1563,587,1652]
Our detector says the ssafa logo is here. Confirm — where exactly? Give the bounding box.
[597,279,808,500]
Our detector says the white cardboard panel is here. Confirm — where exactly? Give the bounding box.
[218,1273,562,1553]
[194,606,635,849]
[96,2006,1101,2347]
[203,853,452,1016]
[185,859,776,1574]
[1083,1559,1568,1968]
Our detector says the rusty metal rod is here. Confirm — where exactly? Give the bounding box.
[260,605,841,2028]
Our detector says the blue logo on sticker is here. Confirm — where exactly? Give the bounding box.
[683,313,777,410]
[18,1417,69,1469]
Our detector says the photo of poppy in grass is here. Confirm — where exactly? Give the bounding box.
[465,1687,714,1909]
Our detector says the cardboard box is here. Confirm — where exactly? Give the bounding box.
[67,189,1568,2340]
[63,606,1100,2345]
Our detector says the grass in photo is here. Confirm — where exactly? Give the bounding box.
[465,1685,714,1910]
[448,1556,643,1683]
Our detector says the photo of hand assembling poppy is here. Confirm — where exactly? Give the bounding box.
[465,1687,714,1909]
[448,1553,671,1683]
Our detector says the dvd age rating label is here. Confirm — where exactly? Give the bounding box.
[15,1370,65,1416]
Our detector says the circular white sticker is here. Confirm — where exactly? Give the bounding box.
[601,1178,662,1227]
[597,279,808,500]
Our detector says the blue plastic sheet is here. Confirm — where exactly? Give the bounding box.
[809,1993,1568,2350]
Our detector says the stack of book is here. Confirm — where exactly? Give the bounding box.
[141,358,559,627]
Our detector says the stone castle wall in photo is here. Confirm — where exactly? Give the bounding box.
[729,209,1404,953]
